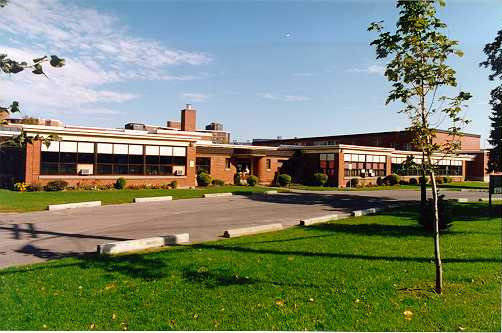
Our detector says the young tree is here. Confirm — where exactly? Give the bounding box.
[480,28,502,173]
[368,0,471,294]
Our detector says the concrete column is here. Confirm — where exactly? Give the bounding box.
[337,152,345,188]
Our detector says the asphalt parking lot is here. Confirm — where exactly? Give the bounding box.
[0,189,497,268]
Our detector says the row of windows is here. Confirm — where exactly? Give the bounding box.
[40,141,187,176]
[344,161,386,177]
[391,164,463,176]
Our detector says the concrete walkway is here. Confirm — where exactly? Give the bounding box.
[0,189,496,268]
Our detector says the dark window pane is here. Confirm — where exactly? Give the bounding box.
[60,163,77,175]
[159,156,173,164]
[146,165,159,175]
[97,164,113,175]
[159,165,173,175]
[129,164,144,175]
[41,163,59,175]
[113,154,128,164]
[78,153,94,164]
[173,156,186,166]
[114,164,128,175]
[41,152,59,163]
[146,156,159,164]
[129,155,144,164]
[97,154,113,163]
[60,152,77,163]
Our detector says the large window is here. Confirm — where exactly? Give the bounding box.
[196,157,211,174]
[343,154,386,177]
[319,153,337,176]
[41,141,187,176]
[391,157,463,176]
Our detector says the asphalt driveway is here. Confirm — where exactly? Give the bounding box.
[0,189,496,268]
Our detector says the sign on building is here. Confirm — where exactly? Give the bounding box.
[490,175,502,195]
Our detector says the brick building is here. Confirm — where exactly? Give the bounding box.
[0,105,491,188]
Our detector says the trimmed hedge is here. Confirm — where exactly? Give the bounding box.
[247,175,259,186]
[312,173,328,186]
[277,174,292,187]
[115,177,127,190]
[197,172,212,187]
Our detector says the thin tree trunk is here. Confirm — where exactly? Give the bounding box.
[429,169,443,294]
[420,151,427,210]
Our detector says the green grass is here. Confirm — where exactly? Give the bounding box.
[291,181,488,192]
[0,203,499,331]
[0,186,273,212]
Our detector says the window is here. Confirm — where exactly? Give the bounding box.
[225,158,231,169]
[319,153,337,176]
[196,157,211,174]
[41,142,187,177]
[266,159,271,170]
[343,154,386,177]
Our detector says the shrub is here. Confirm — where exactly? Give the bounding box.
[233,173,241,186]
[13,182,28,192]
[277,174,292,187]
[399,179,409,185]
[376,176,384,186]
[44,180,68,192]
[419,195,452,232]
[312,173,328,186]
[169,180,177,189]
[115,177,127,190]
[443,176,452,183]
[419,176,429,185]
[197,172,212,187]
[384,174,400,186]
[247,175,259,186]
[409,178,418,185]
[27,183,43,192]
[347,178,359,187]
[211,179,225,186]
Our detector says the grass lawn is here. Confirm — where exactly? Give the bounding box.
[0,186,274,213]
[290,181,488,192]
[0,203,499,331]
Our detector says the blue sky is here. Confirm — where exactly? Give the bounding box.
[0,0,500,147]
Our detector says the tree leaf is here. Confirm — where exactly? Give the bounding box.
[50,55,65,68]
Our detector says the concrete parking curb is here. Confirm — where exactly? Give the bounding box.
[223,223,283,238]
[97,233,190,255]
[48,201,101,211]
[352,207,383,217]
[134,196,173,203]
[300,213,351,226]
[203,192,233,198]
[264,190,278,195]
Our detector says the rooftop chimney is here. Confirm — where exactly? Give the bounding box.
[181,104,196,132]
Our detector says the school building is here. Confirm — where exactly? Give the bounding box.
[0,105,491,188]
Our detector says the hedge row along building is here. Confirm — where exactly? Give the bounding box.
[0,105,491,188]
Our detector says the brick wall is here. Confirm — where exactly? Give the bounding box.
[466,151,489,181]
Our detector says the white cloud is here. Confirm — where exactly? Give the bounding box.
[0,0,211,120]
[180,93,209,103]
[347,64,385,76]
[259,93,311,102]
[292,72,313,77]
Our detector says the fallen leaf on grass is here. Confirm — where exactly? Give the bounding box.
[275,299,285,306]
[90,323,96,329]
[308,297,315,303]
[112,313,117,320]
[458,326,465,331]
[403,310,413,320]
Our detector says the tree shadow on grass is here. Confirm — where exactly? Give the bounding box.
[192,243,500,264]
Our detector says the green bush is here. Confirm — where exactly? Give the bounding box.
[312,173,328,186]
[347,178,359,187]
[233,173,241,186]
[247,175,259,186]
[419,195,452,232]
[277,174,292,187]
[384,174,400,186]
[115,177,127,190]
[211,179,225,186]
[443,176,452,183]
[27,183,43,192]
[169,180,177,189]
[419,176,429,185]
[197,172,212,187]
[376,176,384,186]
[409,178,418,185]
[44,180,68,192]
